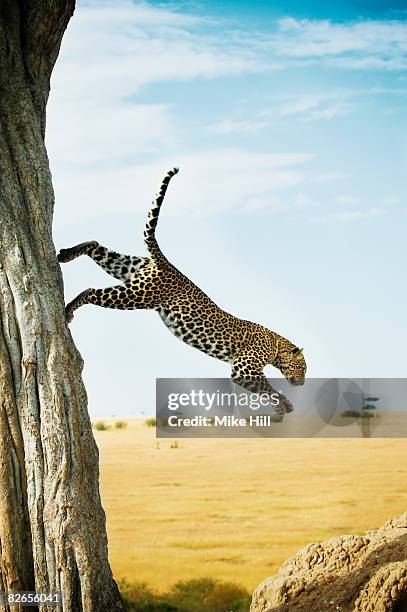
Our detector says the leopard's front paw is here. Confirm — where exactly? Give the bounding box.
[275,395,293,414]
[58,248,73,263]
[65,306,75,323]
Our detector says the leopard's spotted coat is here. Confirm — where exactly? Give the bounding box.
[58,168,306,413]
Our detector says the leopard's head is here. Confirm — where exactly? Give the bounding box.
[276,344,306,386]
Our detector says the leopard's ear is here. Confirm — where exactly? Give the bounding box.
[291,347,304,360]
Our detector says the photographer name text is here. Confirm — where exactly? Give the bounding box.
[167,415,275,428]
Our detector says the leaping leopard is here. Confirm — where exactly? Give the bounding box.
[58,168,306,413]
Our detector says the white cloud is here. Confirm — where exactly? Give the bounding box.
[310,172,349,183]
[207,91,356,134]
[256,17,407,71]
[47,2,407,175]
[382,196,401,205]
[254,84,407,125]
[53,0,265,103]
[47,102,177,169]
[316,207,386,223]
[47,1,318,233]
[279,92,353,121]
[336,195,362,205]
[47,0,271,171]
[52,148,313,227]
[278,94,331,117]
[303,103,351,121]
[208,118,272,134]
[47,2,405,233]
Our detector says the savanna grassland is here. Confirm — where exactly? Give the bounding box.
[95,419,407,592]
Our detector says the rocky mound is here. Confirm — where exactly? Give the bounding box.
[251,512,407,611]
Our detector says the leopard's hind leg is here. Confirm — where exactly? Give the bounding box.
[58,241,149,281]
[65,260,163,322]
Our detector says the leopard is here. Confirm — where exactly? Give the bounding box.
[58,167,307,414]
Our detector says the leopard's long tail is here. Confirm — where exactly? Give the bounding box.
[144,167,179,259]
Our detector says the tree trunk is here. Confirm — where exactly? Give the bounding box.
[0,2,124,610]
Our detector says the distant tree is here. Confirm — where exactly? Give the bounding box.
[0,2,123,609]
[362,396,380,414]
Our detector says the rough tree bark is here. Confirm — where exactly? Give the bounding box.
[0,2,124,610]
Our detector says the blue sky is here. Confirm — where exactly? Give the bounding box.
[47,0,407,417]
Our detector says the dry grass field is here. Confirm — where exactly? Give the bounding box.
[95,419,407,592]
